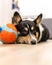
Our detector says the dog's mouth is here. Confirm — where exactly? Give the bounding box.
[17,40,37,44]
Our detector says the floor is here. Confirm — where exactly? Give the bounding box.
[0,40,52,65]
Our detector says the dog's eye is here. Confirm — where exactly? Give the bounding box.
[20,27,28,36]
[32,30,36,34]
[31,26,36,34]
[31,28,36,35]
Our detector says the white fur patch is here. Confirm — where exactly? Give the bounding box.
[30,32,37,44]
[38,24,44,42]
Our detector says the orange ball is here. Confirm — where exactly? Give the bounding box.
[0,30,16,44]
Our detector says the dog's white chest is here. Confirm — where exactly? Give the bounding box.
[38,24,44,42]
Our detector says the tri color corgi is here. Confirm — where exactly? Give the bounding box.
[12,12,49,44]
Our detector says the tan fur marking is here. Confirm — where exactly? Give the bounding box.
[13,16,21,25]
[36,32,39,40]
[24,27,28,31]
[31,26,35,31]
[16,16,21,23]
[36,18,41,24]
[17,35,30,44]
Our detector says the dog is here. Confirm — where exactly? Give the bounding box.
[12,11,49,44]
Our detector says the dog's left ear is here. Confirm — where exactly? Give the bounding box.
[33,13,43,25]
[12,11,22,25]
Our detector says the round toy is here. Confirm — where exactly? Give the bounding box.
[0,24,18,44]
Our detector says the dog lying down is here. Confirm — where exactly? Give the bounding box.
[12,11,49,44]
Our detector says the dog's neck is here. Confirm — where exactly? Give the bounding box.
[38,24,44,42]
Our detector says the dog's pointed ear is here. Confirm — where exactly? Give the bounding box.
[12,11,22,25]
[33,13,43,25]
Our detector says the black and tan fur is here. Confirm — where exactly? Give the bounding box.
[12,12,49,44]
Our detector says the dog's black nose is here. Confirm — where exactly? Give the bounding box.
[31,40,36,44]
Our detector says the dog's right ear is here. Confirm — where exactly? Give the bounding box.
[12,11,22,25]
[33,13,43,25]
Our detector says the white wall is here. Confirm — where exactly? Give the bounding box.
[0,0,52,25]
[19,0,52,18]
[0,0,12,25]
[0,0,3,25]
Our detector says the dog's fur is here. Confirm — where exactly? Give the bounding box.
[12,12,49,44]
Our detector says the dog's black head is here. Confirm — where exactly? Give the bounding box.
[13,12,43,44]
